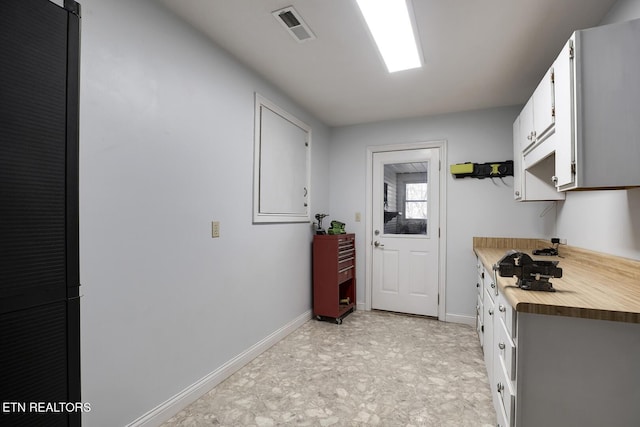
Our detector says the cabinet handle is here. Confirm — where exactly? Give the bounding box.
[499,304,506,312]
[515,191,520,197]
[488,309,494,316]
[498,342,506,350]
[497,382,504,393]
[491,282,496,289]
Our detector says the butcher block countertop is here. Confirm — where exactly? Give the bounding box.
[473,237,640,323]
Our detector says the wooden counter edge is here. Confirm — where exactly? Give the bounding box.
[474,238,640,324]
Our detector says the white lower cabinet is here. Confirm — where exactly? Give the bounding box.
[476,255,640,427]
[477,256,516,427]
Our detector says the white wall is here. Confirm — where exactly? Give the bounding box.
[79,0,330,425]
[330,107,555,322]
[555,0,640,261]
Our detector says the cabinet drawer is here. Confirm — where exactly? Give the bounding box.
[496,292,516,339]
[495,389,510,427]
[495,355,515,427]
[476,263,484,297]
[338,256,355,271]
[337,265,354,283]
[476,293,484,345]
[483,267,497,300]
[476,293,484,326]
[496,318,516,382]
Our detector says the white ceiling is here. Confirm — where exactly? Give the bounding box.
[156,0,616,127]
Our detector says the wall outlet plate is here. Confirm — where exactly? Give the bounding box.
[211,221,220,238]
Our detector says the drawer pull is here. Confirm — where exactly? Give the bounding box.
[338,266,354,274]
[498,342,505,350]
[499,304,506,312]
[497,382,504,393]
[488,309,494,316]
[491,282,496,289]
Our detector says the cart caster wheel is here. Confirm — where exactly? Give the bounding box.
[336,318,342,325]
[316,315,323,321]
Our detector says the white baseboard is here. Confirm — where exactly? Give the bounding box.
[127,309,312,427]
[445,313,476,326]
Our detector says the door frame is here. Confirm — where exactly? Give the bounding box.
[365,141,447,320]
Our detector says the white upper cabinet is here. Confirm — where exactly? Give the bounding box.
[513,70,564,201]
[554,19,640,190]
[514,18,640,198]
[531,67,555,147]
[520,68,555,155]
[552,38,574,189]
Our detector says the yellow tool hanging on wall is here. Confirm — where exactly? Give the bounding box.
[450,161,513,179]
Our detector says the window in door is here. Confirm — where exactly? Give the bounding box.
[383,162,428,235]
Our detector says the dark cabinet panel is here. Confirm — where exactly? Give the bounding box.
[0,0,81,425]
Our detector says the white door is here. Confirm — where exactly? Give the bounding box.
[371,149,440,316]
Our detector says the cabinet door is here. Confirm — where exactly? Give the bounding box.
[483,288,495,390]
[512,117,522,200]
[519,98,534,152]
[532,67,555,141]
[553,37,576,189]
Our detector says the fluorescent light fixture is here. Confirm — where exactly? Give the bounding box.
[355,0,422,73]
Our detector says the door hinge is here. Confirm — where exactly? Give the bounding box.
[569,40,574,59]
[571,161,576,175]
[551,70,555,84]
[438,228,441,238]
[551,106,555,118]
[437,294,440,305]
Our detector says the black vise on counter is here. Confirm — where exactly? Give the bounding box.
[493,250,563,292]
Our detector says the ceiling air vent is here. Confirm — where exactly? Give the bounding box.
[272,6,316,42]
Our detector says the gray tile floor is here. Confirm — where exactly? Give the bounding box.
[163,310,496,426]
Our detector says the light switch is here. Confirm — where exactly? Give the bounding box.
[211,221,220,238]
[355,212,361,222]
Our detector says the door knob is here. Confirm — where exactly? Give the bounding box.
[374,241,384,248]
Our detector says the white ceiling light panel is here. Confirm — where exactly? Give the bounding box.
[355,0,423,73]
